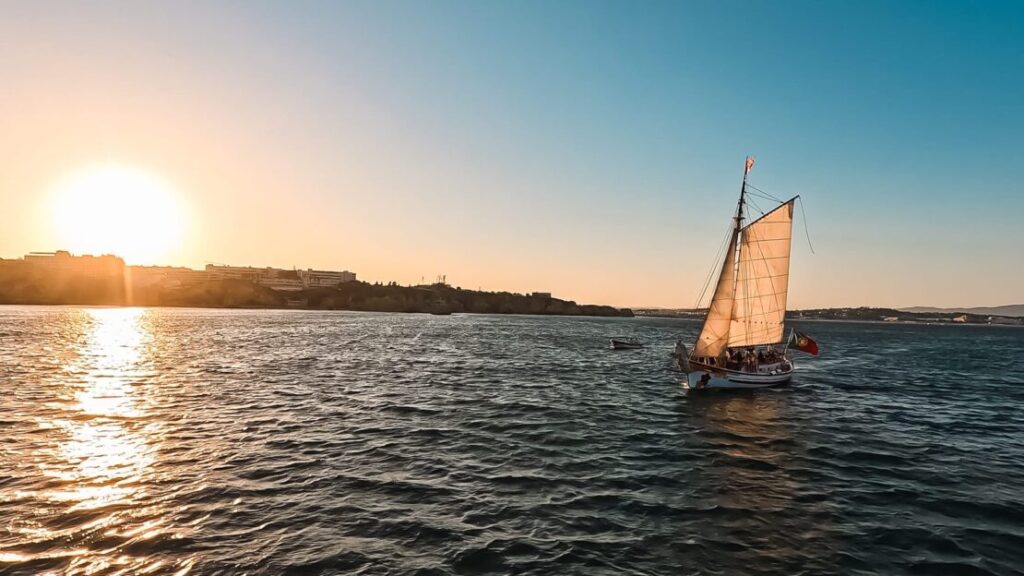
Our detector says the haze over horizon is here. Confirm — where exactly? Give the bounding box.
[2,1,1021,309]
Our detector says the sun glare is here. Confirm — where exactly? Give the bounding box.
[51,164,186,264]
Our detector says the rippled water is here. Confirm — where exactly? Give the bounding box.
[1,307,1023,575]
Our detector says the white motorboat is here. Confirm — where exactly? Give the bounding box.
[610,337,644,350]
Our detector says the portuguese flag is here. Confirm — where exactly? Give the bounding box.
[788,330,819,356]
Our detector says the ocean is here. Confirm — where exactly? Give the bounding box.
[1,307,1022,575]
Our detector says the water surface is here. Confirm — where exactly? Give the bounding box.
[1,307,1022,575]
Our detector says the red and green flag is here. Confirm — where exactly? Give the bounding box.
[788,330,819,356]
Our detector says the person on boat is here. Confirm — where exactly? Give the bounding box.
[726,350,739,370]
[697,372,711,390]
[674,341,689,370]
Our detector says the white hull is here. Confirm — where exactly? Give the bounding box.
[685,373,778,389]
[685,360,793,388]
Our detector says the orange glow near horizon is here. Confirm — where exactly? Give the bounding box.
[50,164,187,265]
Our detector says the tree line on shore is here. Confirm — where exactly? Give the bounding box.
[0,266,632,317]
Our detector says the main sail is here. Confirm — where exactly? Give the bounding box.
[729,200,795,347]
[694,198,796,357]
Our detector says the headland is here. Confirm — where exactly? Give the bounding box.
[0,250,632,317]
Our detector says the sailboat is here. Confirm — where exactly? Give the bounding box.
[676,157,802,389]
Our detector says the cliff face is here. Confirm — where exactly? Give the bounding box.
[0,269,633,318]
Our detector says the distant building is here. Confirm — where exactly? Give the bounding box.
[205,264,265,283]
[260,269,304,291]
[206,263,355,291]
[299,268,356,288]
[129,266,206,288]
[882,316,899,322]
[22,250,124,278]
[4,251,364,297]
[953,314,968,323]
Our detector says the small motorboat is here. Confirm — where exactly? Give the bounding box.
[610,337,644,350]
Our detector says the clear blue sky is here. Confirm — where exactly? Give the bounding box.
[1,0,1021,307]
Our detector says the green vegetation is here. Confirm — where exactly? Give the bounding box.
[0,266,632,317]
[0,264,128,305]
[301,282,631,316]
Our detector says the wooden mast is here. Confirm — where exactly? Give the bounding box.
[729,157,751,353]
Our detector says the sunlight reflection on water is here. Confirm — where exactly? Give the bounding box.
[9,309,191,576]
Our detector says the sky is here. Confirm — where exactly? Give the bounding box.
[1,0,1021,309]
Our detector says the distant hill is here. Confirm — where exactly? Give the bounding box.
[900,305,1024,318]
[0,264,633,318]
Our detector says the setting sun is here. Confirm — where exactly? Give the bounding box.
[51,164,186,264]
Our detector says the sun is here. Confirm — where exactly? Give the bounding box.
[51,164,186,264]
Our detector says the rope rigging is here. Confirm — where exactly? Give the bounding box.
[798,196,815,254]
[745,183,783,203]
[694,218,736,309]
[745,195,766,217]
[744,183,815,255]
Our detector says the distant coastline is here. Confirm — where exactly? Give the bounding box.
[0,279,633,318]
[0,249,632,317]
[791,317,1024,328]
[0,262,632,319]
[634,306,1023,327]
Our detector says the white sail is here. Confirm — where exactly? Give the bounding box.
[693,233,738,358]
[728,200,795,347]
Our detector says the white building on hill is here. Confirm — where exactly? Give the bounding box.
[205,264,356,290]
[299,269,357,287]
